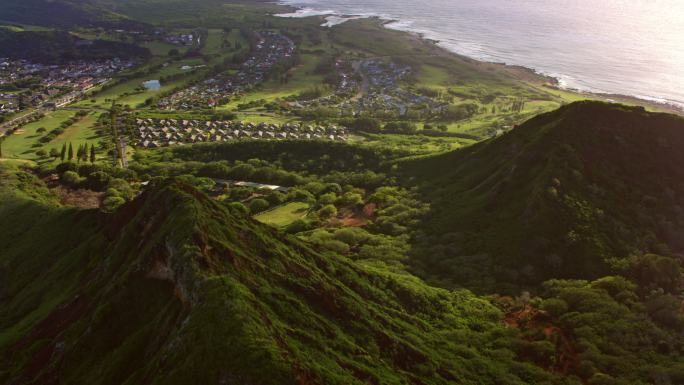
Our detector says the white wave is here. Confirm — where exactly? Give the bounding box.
[275,7,336,18]
[275,0,684,109]
[321,15,365,27]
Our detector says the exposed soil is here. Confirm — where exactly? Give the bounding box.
[50,185,103,209]
[335,203,376,227]
[504,306,578,376]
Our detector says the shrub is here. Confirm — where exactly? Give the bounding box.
[285,219,311,234]
[320,239,350,254]
[102,196,125,212]
[228,202,249,215]
[317,204,337,219]
[107,178,134,200]
[104,188,121,198]
[56,162,78,174]
[333,227,371,246]
[248,198,270,214]
[61,170,83,187]
[266,191,285,206]
[288,188,315,204]
[540,298,568,318]
[318,192,337,205]
[85,171,111,191]
[337,192,364,207]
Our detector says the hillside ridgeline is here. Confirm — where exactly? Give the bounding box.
[403,101,684,289]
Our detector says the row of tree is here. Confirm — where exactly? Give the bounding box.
[51,142,96,163]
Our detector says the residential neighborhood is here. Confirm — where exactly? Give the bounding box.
[291,58,448,117]
[133,117,348,148]
[158,31,295,110]
[0,58,136,115]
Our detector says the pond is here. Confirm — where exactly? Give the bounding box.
[142,80,161,90]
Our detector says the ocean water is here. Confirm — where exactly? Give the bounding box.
[277,0,684,109]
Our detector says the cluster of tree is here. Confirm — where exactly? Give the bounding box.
[293,185,429,269]
[0,29,150,63]
[50,161,137,211]
[494,253,684,383]
[161,141,403,175]
[296,86,329,101]
[383,121,418,133]
[338,116,382,132]
[439,102,479,121]
[511,98,526,112]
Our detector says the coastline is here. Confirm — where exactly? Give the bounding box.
[274,4,683,115]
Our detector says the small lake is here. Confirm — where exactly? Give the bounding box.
[142,80,161,90]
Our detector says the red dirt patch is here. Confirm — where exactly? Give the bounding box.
[50,185,103,209]
[504,306,578,375]
[333,203,377,228]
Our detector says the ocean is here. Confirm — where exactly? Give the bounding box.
[277,0,684,109]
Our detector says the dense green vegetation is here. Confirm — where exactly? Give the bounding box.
[0,167,558,384]
[4,102,684,384]
[401,102,684,291]
[2,153,684,384]
[0,0,134,28]
[0,29,150,62]
[2,0,684,383]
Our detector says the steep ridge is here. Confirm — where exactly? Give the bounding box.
[403,101,684,288]
[0,175,560,385]
[0,29,151,63]
[0,0,135,28]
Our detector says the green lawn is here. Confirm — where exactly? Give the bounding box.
[254,202,310,227]
[1,110,75,159]
[203,29,225,54]
[46,113,100,153]
[142,40,185,57]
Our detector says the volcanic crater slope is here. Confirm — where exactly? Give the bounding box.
[405,101,684,288]
[0,178,560,385]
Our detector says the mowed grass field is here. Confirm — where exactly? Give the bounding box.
[46,113,100,152]
[1,110,102,161]
[1,110,75,159]
[254,202,310,227]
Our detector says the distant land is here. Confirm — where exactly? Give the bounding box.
[278,0,684,113]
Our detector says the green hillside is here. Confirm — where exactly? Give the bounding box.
[0,29,150,63]
[1,0,684,381]
[402,101,684,289]
[2,104,684,383]
[0,0,133,28]
[0,167,560,385]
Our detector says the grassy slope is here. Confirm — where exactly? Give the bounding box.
[401,101,684,287]
[0,166,567,385]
